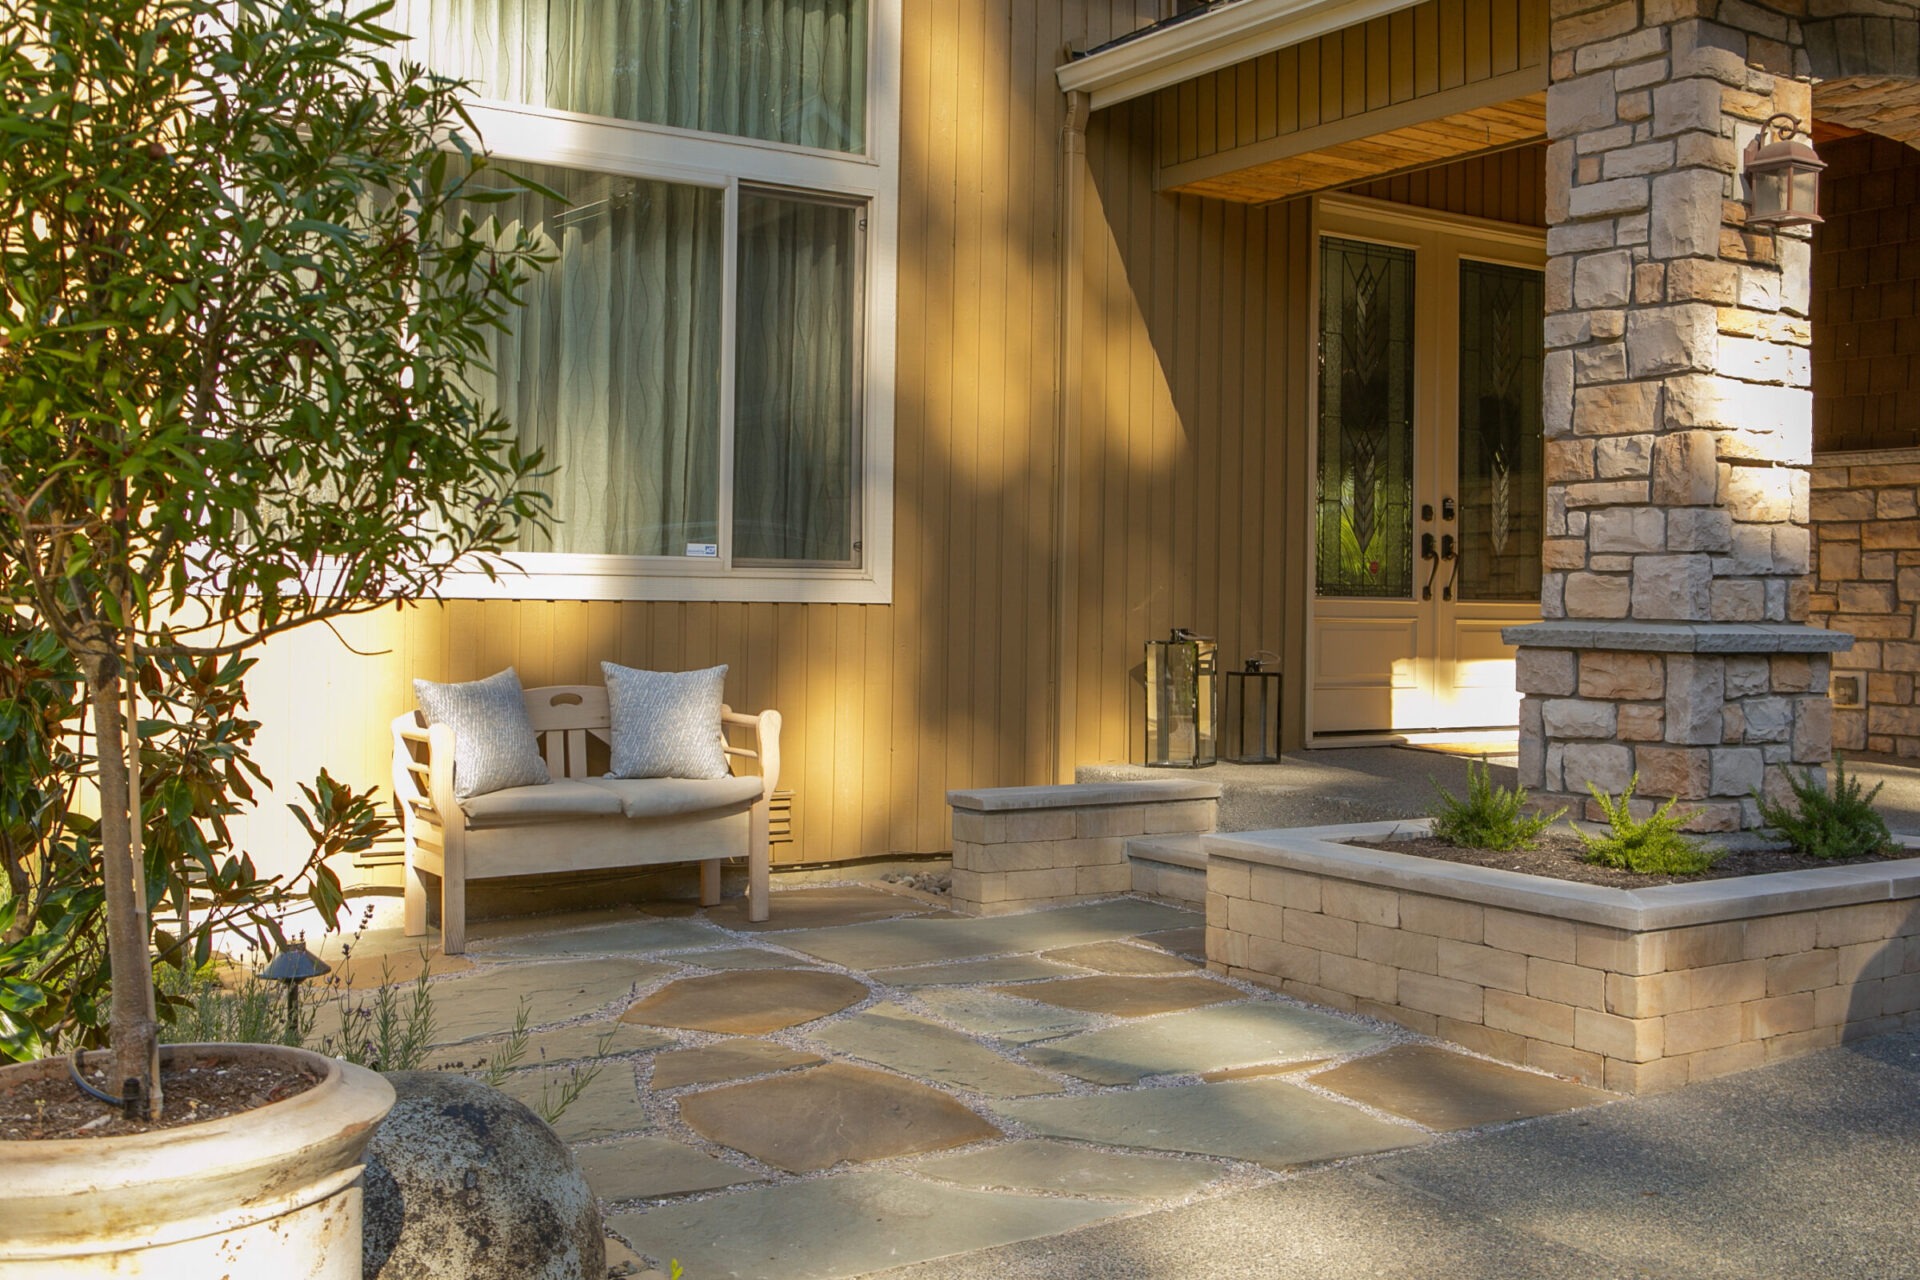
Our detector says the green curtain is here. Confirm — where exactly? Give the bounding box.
[470,164,725,557]
[734,191,858,564]
[421,0,869,153]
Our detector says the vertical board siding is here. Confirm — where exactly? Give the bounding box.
[237,4,1549,885]
[1160,0,1546,167]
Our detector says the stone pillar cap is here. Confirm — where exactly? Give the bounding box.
[1502,621,1853,654]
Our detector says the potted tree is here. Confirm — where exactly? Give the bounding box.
[0,0,551,1270]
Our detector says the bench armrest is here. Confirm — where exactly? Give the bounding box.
[722,707,782,802]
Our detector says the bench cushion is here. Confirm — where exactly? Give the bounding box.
[461,780,624,828]
[581,775,763,819]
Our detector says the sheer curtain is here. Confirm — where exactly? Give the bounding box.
[734,192,859,564]
[472,164,725,557]
[421,0,869,153]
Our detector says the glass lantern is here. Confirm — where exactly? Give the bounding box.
[1744,113,1824,228]
[1223,655,1283,764]
[1144,629,1217,768]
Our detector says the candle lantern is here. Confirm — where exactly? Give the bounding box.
[1144,628,1217,768]
[1223,653,1283,764]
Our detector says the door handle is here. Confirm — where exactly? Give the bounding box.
[1440,533,1459,601]
[1420,532,1439,601]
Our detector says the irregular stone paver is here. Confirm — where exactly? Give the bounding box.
[997,1079,1427,1169]
[574,1136,767,1201]
[311,929,473,989]
[499,1060,646,1143]
[1138,926,1208,961]
[481,917,725,958]
[427,958,674,1045]
[1021,1001,1392,1086]
[781,900,1198,970]
[1310,1044,1617,1131]
[1042,940,1199,975]
[610,1171,1126,1280]
[650,1040,824,1090]
[913,988,1107,1044]
[665,946,819,970]
[704,885,950,932]
[994,974,1241,1018]
[678,1063,1000,1172]
[911,1140,1226,1200]
[809,1003,1065,1098]
[425,1020,674,1073]
[872,956,1088,987]
[621,969,868,1035]
[1203,1059,1331,1082]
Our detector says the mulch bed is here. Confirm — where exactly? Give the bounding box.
[0,1055,321,1140]
[1351,831,1912,890]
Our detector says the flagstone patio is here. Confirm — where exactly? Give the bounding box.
[320,885,1616,1280]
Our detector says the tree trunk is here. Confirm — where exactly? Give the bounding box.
[82,656,162,1120]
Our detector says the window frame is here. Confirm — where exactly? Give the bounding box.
[405,0,900,605]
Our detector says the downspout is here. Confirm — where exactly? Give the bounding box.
[1052,89,1092,783]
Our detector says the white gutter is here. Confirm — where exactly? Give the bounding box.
[1057,0,1430,111]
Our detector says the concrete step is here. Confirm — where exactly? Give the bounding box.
[1126,834,1208,905]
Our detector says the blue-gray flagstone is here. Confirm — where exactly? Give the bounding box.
[1021,1000,1394,1085]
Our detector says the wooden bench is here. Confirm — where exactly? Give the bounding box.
[391,684,781,954]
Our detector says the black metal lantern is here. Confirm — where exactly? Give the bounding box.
[262,937,332,1046]
[1744,113,1824,228]
[1223,653,1283,764]
[1144,628,1217,768]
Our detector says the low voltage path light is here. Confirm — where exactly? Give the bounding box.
[1744,113,1825,228]
[262,937,332,1046]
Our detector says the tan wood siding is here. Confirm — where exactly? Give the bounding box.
[236,5,1550,890]
[1154,0,1547,202]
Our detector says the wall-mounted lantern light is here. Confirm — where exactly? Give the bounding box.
[1744,113,1825,228]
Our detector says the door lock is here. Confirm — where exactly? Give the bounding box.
[1441,495,1456,521]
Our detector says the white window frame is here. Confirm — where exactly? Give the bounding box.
[406,0,901,605]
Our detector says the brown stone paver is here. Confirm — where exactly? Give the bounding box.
[650,1039,825,1090]
[621,969,868,1034]
[1042,940,1200,975]
[575,1136,767,1200]
[678,1063,1000,1172]
[665,945,821,970]
[1309,1044,1618,1131]
[1138,925,1208,961]
[993,973,1241,1018]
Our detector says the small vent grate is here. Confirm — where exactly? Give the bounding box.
[1831,674,1864,710]
[770,790,796,846]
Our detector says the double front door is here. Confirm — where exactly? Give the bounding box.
[1309,199,1546,739]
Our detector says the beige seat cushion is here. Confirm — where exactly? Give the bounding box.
[461,780,624,828]
[581,775,763,819]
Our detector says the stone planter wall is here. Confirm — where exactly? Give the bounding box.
[1206,822,1920,1095]
[1809,448,1920,757]
[947,780,1218,916]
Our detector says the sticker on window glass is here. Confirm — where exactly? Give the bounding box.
[685,543,719,558]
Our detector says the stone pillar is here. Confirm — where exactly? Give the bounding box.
[1511,0,1851,829]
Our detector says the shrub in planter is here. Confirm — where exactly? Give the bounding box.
[1577,775,1717,876]
[1428,759,1563,852]
[0,0,549,1116]
[1754,757,1894,861]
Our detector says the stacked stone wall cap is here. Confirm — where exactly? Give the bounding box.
[1502,621,1854,654]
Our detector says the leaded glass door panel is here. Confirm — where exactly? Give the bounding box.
[1309,199,1545,740]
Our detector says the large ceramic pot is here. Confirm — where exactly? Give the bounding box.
[0,1043,395,1278]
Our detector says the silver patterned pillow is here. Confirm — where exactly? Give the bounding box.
[413,668,551,800]
[601,662,731,781]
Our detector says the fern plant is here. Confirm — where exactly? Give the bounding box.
[1754,757,1893,861]
[1428,759,1563,851]
[1578,774,1717,875]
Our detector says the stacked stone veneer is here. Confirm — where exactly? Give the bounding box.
[947,781,1217,916]
[1520,0,1850,826]
[1809,448,1920,754]
[1207,826,1920,1095]
[1516,626,1840,828]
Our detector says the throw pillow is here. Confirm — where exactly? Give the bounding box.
[601,662,731,780]
[413,668,551,799]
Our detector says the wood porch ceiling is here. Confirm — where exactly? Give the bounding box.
[1166,91,1546,203]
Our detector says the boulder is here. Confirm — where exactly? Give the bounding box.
[364,1071,605,1280]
